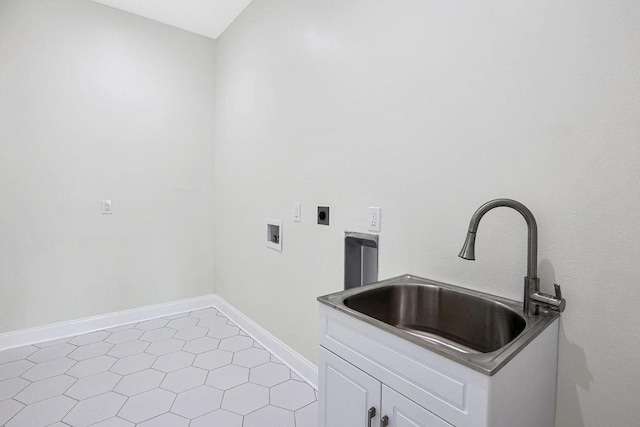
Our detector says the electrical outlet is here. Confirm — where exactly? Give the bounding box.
[102,200,112,215]
[318,206,330,225]
[369,207,381,232]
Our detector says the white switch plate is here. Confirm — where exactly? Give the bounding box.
[293,202,301,222]
[102,200,112,215]
[368,207,381,232]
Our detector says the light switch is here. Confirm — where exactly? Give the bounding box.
[293,202,301,222]
[368,207,381,232]
[102,200,112,215]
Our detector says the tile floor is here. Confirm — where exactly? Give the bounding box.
[0,307,318,426]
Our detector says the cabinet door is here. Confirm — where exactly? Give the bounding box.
[381,385,453,427]
[319,346,381,427]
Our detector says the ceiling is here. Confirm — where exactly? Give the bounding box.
[89,0,253,39]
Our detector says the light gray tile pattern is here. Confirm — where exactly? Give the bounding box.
[14,374,75,404]
[63,391,127,427]
[0,359,35,381]
[22,358,74,382]
[5,394,75,427]
[0,399,24,425]
[0,346,38,364]
[0,377,30,401]
[27,343,75,363]
[69,331,111,346]
[160,366,207,393]
[68,341,114,361]
[118,388,175,423]
[65,371,122,400]
[110,353,156,376]
[113,369,164,396]
[0,307,317,425]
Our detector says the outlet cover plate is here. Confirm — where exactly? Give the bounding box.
[317,206,329,225]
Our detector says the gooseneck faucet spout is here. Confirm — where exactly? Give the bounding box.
[459,199,566,315]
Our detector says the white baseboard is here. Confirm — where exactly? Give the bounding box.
[211,295,319,390]
[0,294,217,352]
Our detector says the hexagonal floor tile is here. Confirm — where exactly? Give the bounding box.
[219,336,254,352]
[68,341,114,361]
[65,371,121,400]
[164,312,189,320]
[14,374,75,404]
[183,337,220,354]
[221,383,269,415]
[118,388,176,423]
[140,328,176,342]
[167,317,198,330]
[106,329,143,344]
[0,360,35,381]
[6,395,74,427]
[233,348,270,368]
[138,412,189,426]
[0,346,37,364]
[174,326,208,341]
[197,316,228,329]
[171,385,223,419]
[193,350,233,370]
[191,409,242,427]
[206,364,249,390]
[34,338,70,348]
[0,377,30,401]
[296,401,318,427]
[146,339,184,356]
[271,380,316,410]
[114,369,164,396]
[108,340,149,358]
[152,351,195,373]
[244,405,295,427]
[249,362,290,387]
[189,308,218,319]
[92,417,134,427]
[161,367,207,393]
[0,399,24,426]
[27,343,75,363]
[67,355,116,378]
[69,331,111,346]
[110,353,156,375]
[136,318,170,331]
[207,325,239,339]
[63,392,127,427]
[22,358,73,382]
[107,324,136,333]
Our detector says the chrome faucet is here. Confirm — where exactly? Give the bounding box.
[458,198,566,315]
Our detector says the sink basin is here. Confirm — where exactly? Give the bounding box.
[318,274,559,375]
[343,284,526,354]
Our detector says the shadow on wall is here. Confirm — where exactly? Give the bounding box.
[557,325,591,427]
[539,259,592,427]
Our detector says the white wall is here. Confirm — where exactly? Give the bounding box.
[0,0,216,332]
[213,0,640,425]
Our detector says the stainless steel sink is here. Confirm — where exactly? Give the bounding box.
[318,274,559,375]
[343,283,526,354]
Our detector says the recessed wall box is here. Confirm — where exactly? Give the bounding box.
[318,206,330,225]
[266,219,283,251]
[344,232,379,289]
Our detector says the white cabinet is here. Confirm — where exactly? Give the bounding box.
[319,347,380,427]
[381,385,451,427]
[319,347,452,427]
[318,304,559,427]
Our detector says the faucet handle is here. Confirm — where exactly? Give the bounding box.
[531,283,567,313]
[554,284,562,300]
